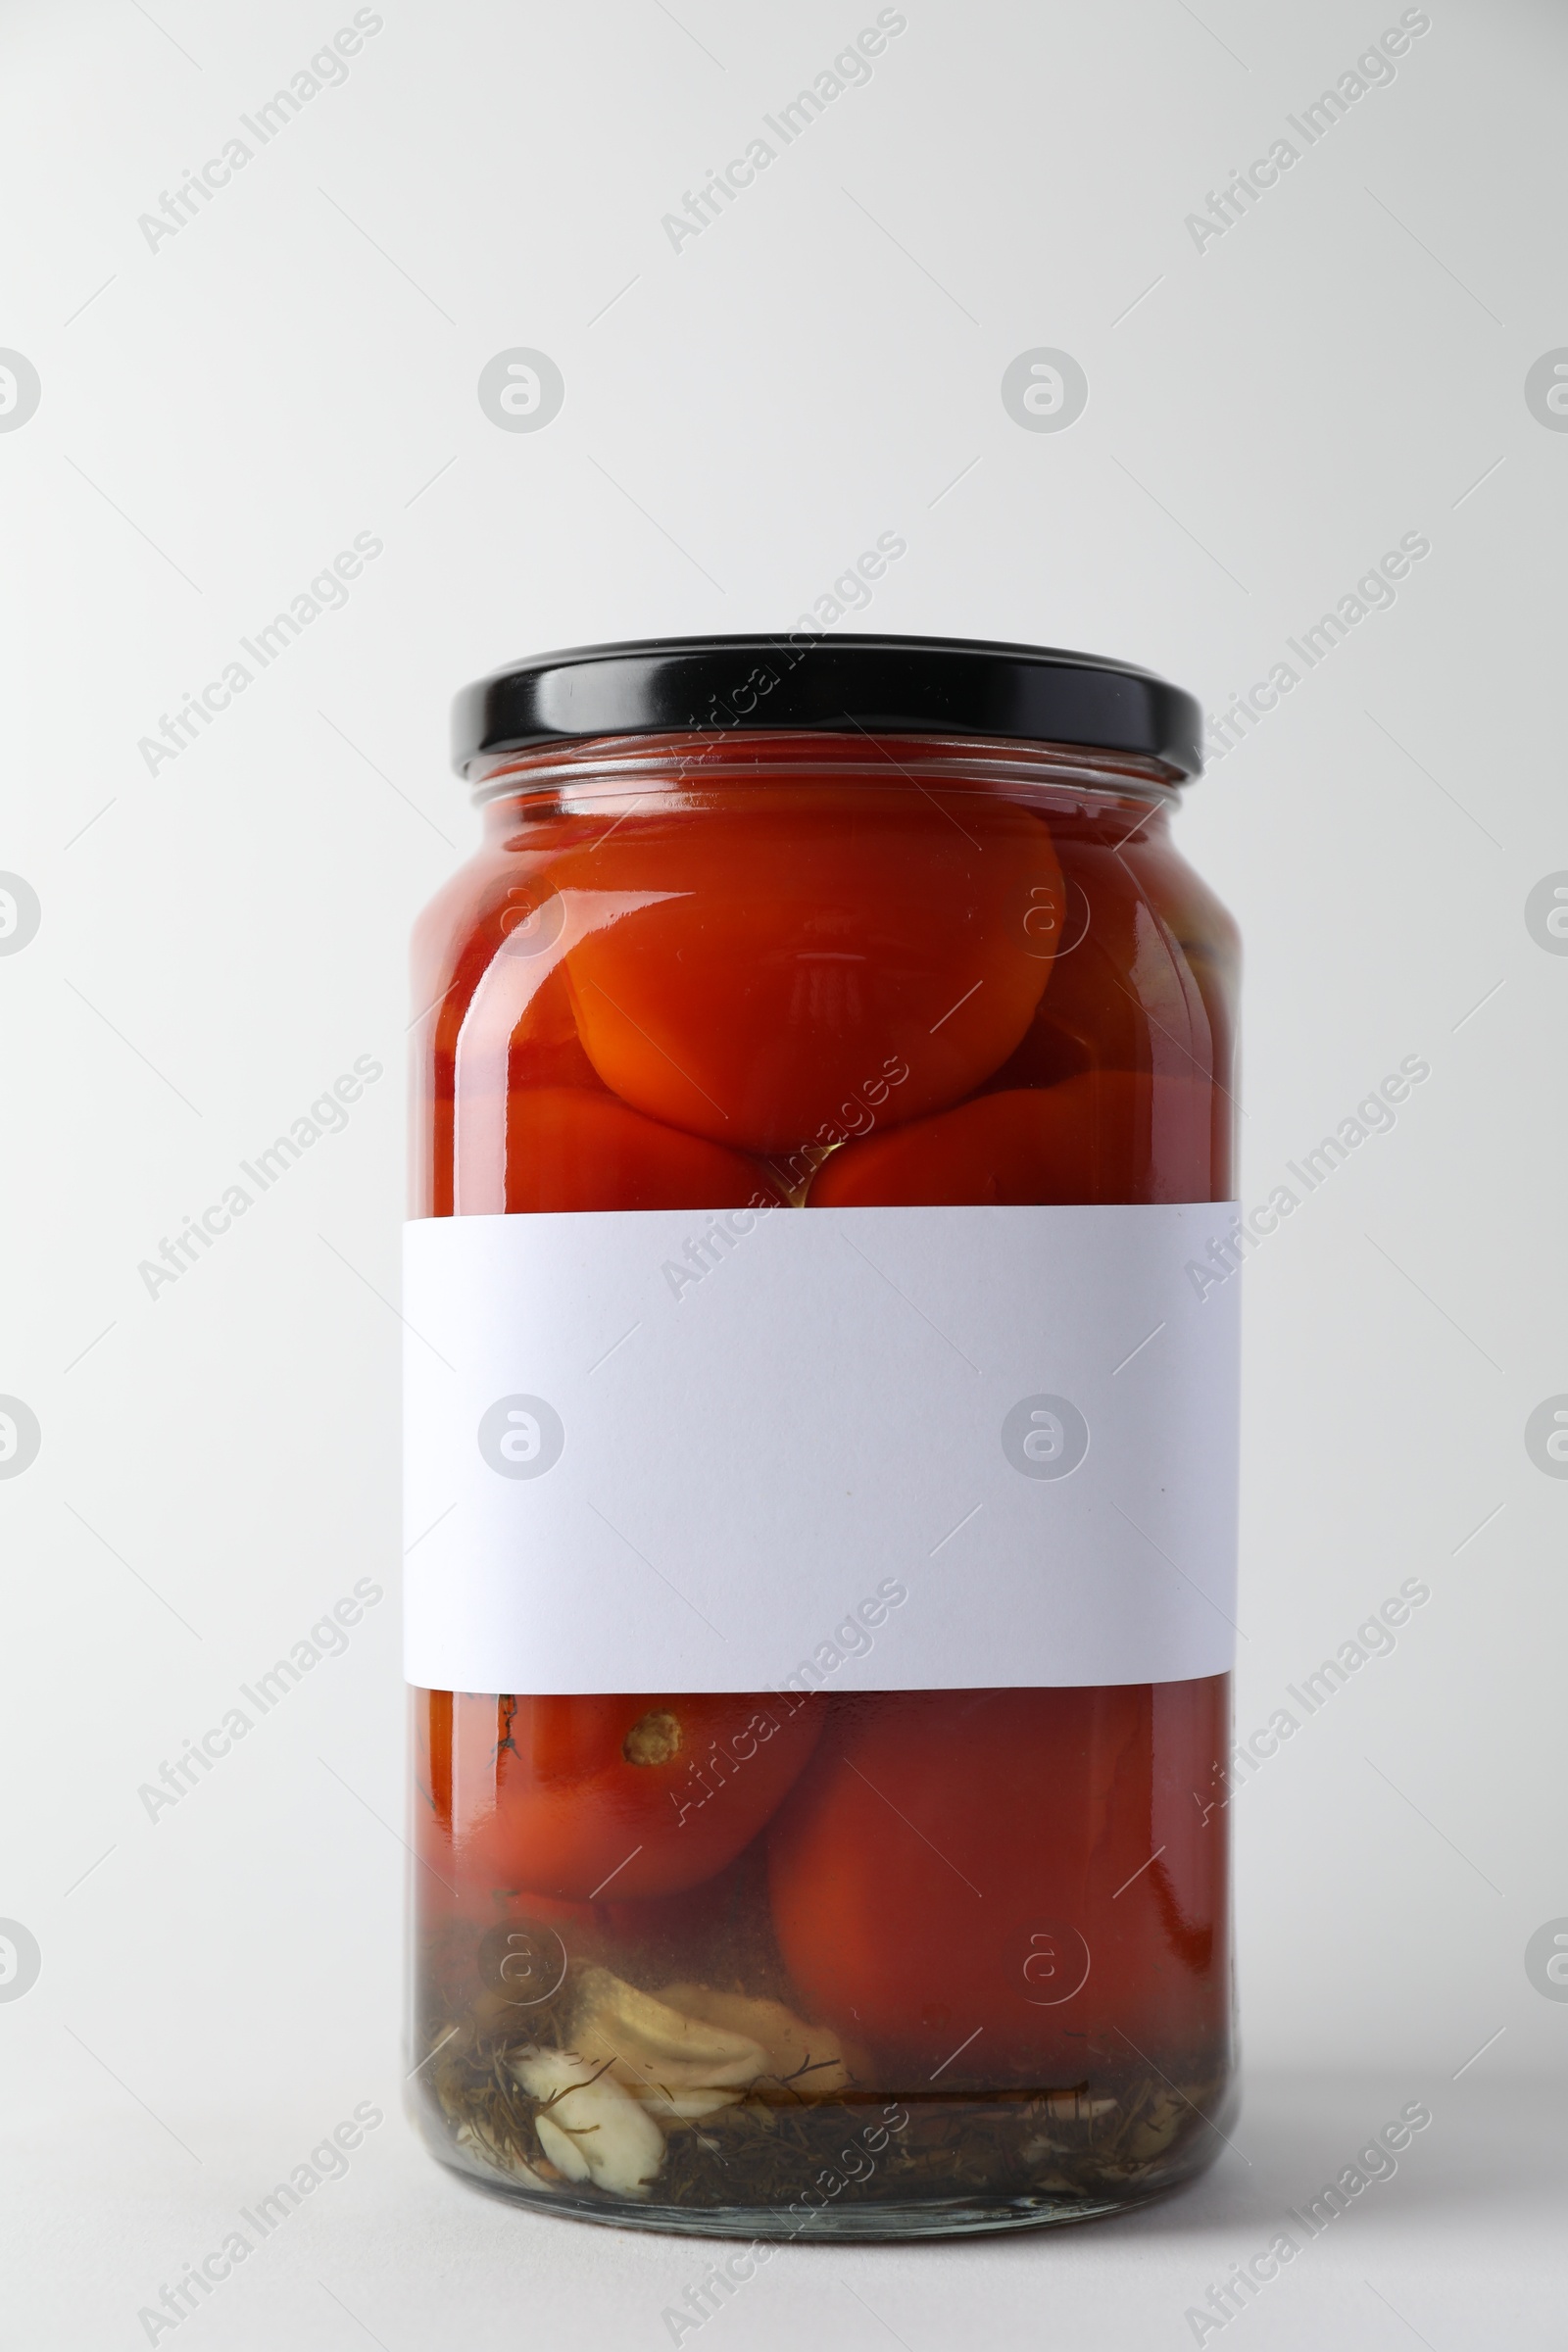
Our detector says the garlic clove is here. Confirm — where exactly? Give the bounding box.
[571,1966,769,2097]
[645,2086,749,2123]
[551,1967,853,2132]
[1035,2089,1118,2123]
[534,2111,593,2182]
[657,1984,853,2098]
[511,2047,665,2199]
[1123,2089,1192,2163]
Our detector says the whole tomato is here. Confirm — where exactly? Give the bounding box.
[767,1684,1228,2078]
[806,1072,1217,1206]
[501,1085,784,1212]
[550,776,1064,1152]
[431,1690,824,1903]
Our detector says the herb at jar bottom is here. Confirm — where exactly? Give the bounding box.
[416,1953,1225,2216]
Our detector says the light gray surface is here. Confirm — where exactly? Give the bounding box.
[2,2074,1557,2347]
[1,0,1566,2339]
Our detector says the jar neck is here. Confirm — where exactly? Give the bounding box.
[471,728,1185,839]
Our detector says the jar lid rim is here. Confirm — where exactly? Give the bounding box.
[451,633,1203,780]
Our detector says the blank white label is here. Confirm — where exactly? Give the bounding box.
[403,1204,1240,1695]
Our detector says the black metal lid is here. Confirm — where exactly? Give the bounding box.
[452,633,1203,780]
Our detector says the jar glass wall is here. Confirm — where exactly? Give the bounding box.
[406,725,1239,2236]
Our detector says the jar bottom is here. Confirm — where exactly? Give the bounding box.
[438,2165,1190,2239]
[414,2089,1230,2242]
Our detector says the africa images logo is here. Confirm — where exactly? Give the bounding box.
[1002,1395,1090,1480]
[478,1396,565,1479]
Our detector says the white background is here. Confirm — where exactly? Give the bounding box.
[1,0,1564,2342]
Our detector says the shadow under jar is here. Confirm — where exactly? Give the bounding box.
[404,635,1241,2239]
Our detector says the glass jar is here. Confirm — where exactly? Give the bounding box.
[404,635,1240,2238]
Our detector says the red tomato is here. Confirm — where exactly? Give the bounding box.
[431,951,606,1215]
[552,780,1064,1152]
[767,1684,1228,2078]
[806,1073,1217,1206]
[500,964,601,1094]
[444,1690,825,1902]
[501,1086,785,1213]
[987,827,1225,1075]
